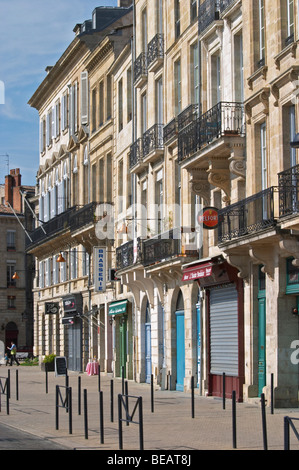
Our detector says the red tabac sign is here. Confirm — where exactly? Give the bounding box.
[198,207,219,230]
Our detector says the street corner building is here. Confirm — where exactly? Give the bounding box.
[26,0,299,408]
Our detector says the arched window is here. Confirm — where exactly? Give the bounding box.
[176,290,184,311]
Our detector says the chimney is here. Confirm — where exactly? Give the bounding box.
[5,169,22,212]
[117,0,132,7]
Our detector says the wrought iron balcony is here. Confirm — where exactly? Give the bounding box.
[143,228,182,266]
[142,124,164,158]
[134,52,147,86]
[130,125,164,169]
[163,118,178,144]
[129,138,142,168]
[116,238,143,270]
[178,101,245,162]
[26,206,78,249]
[278,164,299,217]
[177,104,199,131]
[218,187,276,244]
[147,34,164,71]
[198,0,220,35]
[69,202,97,232]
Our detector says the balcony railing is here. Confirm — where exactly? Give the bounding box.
[26,206,78,248]
[129,138,142,168]
[218,187,276,243]
[178,104,199,131]
[278,164,299,217]
[198,0,220,34]
[116,238,143,270]
[69,202,97,232]
[143,228,182,266]
[142,124,164,158]
[163,118,177,144]
[130,124,164,169]
[147,34,164,69]
[134,52,147,83]
[178,101,245,162]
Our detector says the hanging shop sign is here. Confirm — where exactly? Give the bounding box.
[197,207,219,230]
[94,246,106,292]
[182,263,213,281]
[45,302,59,314]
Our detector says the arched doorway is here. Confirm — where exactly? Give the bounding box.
[5,322,18,349]
[175,290,185,391]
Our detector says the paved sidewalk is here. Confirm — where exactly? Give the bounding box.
[0,365,299,452]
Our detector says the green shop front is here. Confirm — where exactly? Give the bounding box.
[108,299,133,379]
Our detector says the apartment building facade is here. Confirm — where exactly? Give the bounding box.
[28,4,133,371]
[27,0,299,407]
[0,169,35,361]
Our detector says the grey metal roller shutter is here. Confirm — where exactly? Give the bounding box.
[210,285,238,376]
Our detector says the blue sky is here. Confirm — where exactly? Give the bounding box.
[0,0,117,186]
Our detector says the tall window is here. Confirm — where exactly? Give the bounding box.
[190,42,199,105]
[92,88,97,132]
[71,248,77,280]
[174,59,182,115]
[286,0,294,44]
[127,68,132,122]
[7,230,16,251]
[7,263,16,287]
[118,79,123,132]
[106,153,112,203]
[156,77,163,124]
[260,123,267,190]
[211,53,221,107]
[99,158,104,202]
[175,0,181,38]
[107,74,112,121]
[141,92,147,133]
[141,179,147,238]
[73,154,78,205]
[156,0,163,34]
[142,8,148,52]
[99,80,104,127]
[118,159,124,213]
[290,105,296,167]
[83,147,89,205]
[234,34,244,102]
[155,169,163,234]
[190,0,197,22]
[61,91,68,132]
[258,0,265,66]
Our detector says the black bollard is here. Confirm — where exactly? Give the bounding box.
[271,373,274,415]
[78,376,81,415]
[139,396,144,451]
[118,394,123,450]
[151,374,154,413]
[191,376,194,419]
[98,365,101,392]
[68,387,72,435]
[110,379,114,422]
[261,393,268,450]
[84,389,88,439]
[16,369,19,401]
[125,381,129,426]
[232,391,236,449]
[223,372,226,410]
[122,366,125,395]
[55,385,59,430]
[100,390,104,444]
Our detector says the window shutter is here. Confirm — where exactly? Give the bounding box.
[52,106,56,140]
[39,195,44,224]
[39,261,44,288]
[43,192,49,222]
[40,120,43,154]
[46,113,50,147]
[69,85,73,136]
[81,71,89,125]
[74,82,78,133]
[61,96,65,131]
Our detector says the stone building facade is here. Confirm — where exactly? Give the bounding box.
[27,0,299,407]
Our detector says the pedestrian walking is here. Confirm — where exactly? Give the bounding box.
[7,342,19,366]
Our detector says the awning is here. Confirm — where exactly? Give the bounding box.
[108,300,128,316]
[182,262,213,281]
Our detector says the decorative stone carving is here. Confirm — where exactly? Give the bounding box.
[279,237,299,267]
[207,167,230,203]
[249,245,276,280]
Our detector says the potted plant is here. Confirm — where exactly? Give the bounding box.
[41,353,56,372]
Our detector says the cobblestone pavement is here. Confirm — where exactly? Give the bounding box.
[0,365,299,454]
